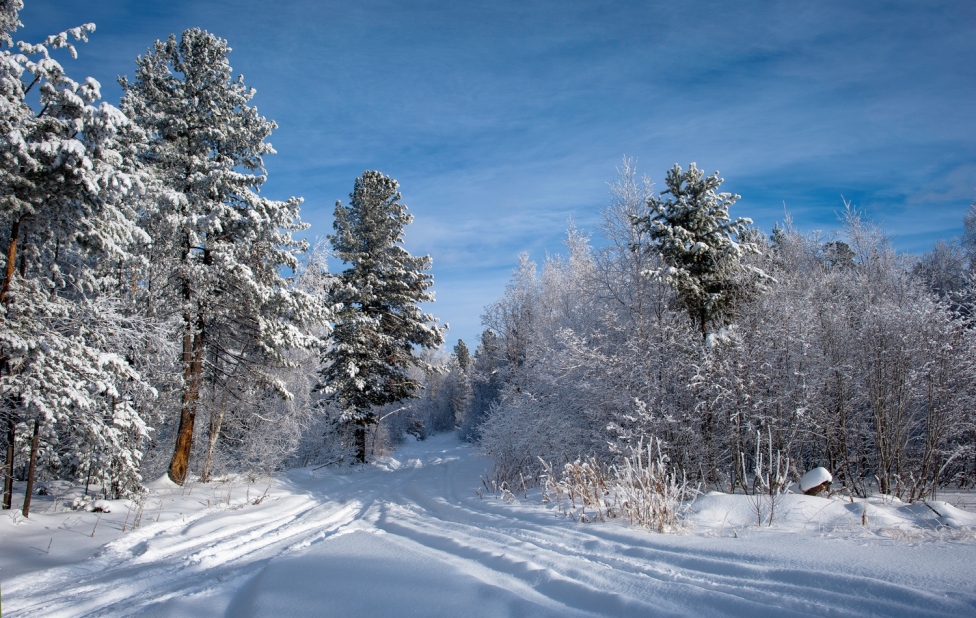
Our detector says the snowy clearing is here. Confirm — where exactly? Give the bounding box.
[2,433,975,617]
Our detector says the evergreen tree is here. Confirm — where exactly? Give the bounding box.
[633,163,764,338]
[459,328,502,441]
[452,339,471,371]
[120,29,328,484]
[319,171,444,462]
[482,253,538,373]
[914,240,968,302]
[445,356,472,429]
[0,1,20,46]
[822,241,856,271]
[0,1,153,510]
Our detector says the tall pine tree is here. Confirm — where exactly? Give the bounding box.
[320,171,444,462]
[121,29,328,484]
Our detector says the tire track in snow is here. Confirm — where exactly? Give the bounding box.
[4,435,976,617]
[357,440,976,617]
[4,495,367,617]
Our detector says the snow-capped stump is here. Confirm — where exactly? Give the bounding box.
[799,467,832,496]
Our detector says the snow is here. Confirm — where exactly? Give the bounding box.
[798,467,832,492]
[686,490,976,535]
[2,433,975,617]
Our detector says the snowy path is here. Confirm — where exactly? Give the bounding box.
[3,434,975,617]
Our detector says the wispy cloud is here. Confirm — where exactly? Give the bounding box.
[16,0,976,347]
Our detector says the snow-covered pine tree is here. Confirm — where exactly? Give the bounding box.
[453,339,471,371]
[120,29,329,485]
[0,1,20,46]
[633,163,764,339]
[0,0,155,510]
[482,253,538,376]
[444,355,471,429]
[319,171,444,462]
[445,339,473,430]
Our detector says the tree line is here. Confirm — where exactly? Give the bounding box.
[0,2,443,516]
[465,159,976,502]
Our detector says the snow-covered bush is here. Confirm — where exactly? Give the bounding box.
[479,392,588,486]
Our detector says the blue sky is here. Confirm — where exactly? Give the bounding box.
[16,1,976,350]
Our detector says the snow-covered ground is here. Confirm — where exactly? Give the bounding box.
[2,433,975,617]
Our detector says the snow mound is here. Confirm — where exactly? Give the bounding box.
[685,491,976,533]
[144,473,182,490]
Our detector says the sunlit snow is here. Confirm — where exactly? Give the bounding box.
[2,433,975,617]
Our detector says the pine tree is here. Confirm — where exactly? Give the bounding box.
[445,356,472,429]
[633,163,764,338]
[319,171,444,462]
[0,1,20,46]
[452,339,471,371]
[482,253,538,376]
[121,29,328,484]
[0,1,154,510]
[459,328,503,441]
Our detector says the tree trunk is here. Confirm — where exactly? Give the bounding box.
[2,217,25,509]
[701,408,715,486]
[200,408,225,483]
[0,215,24,305]
[84,445,94,497]
[2,416,14,509]
[355,420,368,463]
[168,324,205,485]
[21,417,39,518]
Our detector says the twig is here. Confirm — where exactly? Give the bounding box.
[312,456,344,471]
[122,503,133,533]
[252,483,272,505]
[922,500,944,518]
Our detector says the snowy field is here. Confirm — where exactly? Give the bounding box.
[2,433,975,617]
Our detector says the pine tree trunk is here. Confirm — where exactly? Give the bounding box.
[168,323,205,485]
[1,216,24,509]
[202,356,239,483]
[355,420,368,463]
[200,408,225,483]
[84,445,94,497]
[2,416,14,509]
[21,417,39,518]
[1,220,23,502]
[0,215,23,304]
